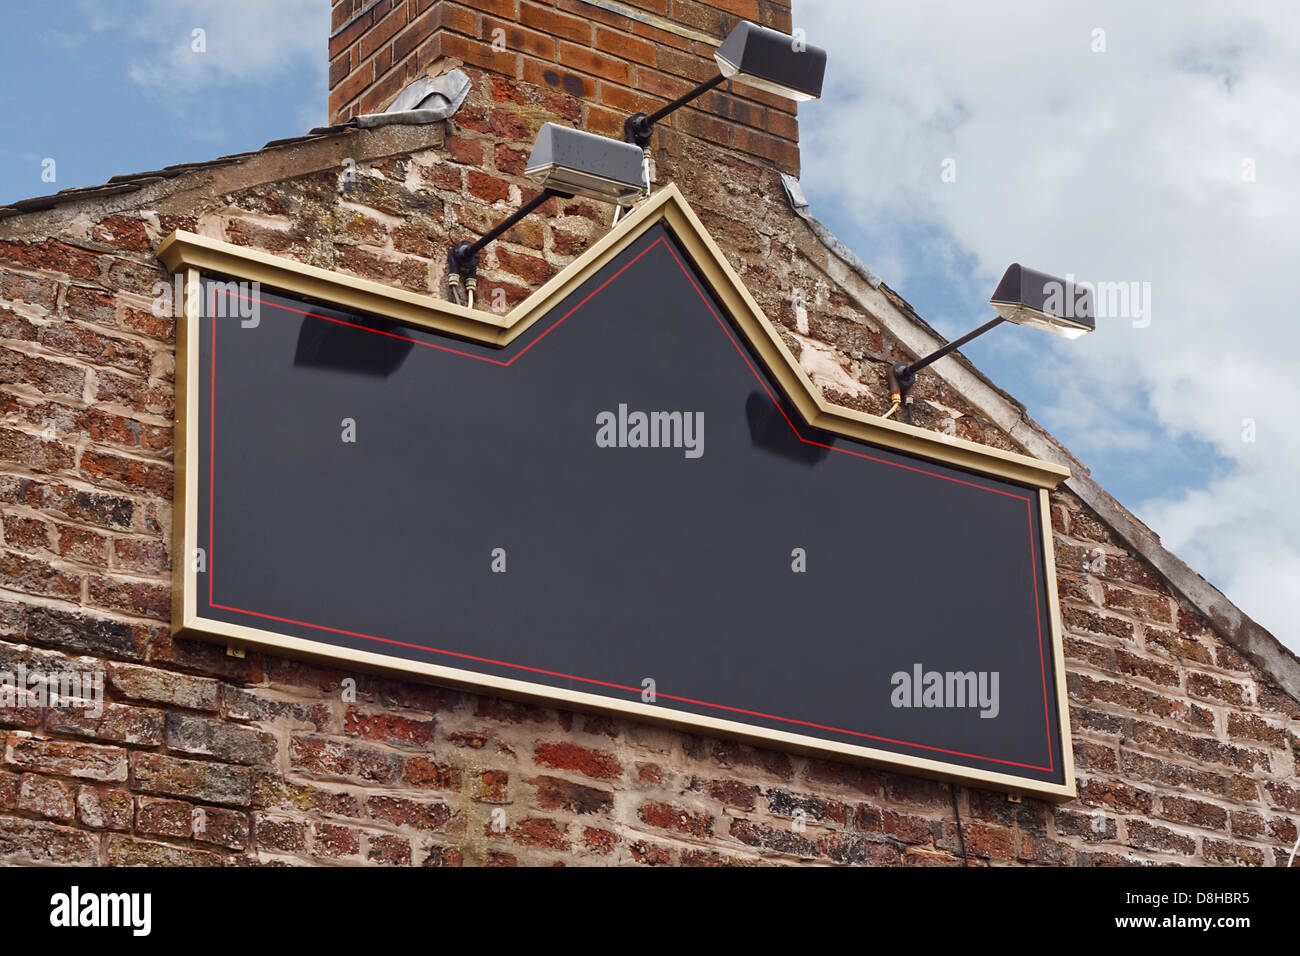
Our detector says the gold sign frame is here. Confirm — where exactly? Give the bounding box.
[159,184,1076,800]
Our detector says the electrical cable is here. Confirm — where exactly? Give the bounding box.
[950,783,969,867]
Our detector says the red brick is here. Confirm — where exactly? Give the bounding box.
[0,550,80,601]
[367,795,458,831]
[509,816,568,849]
[439,32,520,75]
[447,133,486,167]
[368,832,412,865]
[89,216,150,252]
[483,17,556,60]
[520,2,592,44]
[594,26,657,66]
[255,817,307,852]
[79,449,172,497]
[136,795,193,839]
[534,741,622,779]
[0,351,84,400]
[558,41,631,84]
[343,708,433,747]
[0,240,102,281]
[359,2,408,60]
[3,513,52,552]
[0,770,18,809]
[638,800,713,838]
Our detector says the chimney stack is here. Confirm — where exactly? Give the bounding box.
[328,0,802,173]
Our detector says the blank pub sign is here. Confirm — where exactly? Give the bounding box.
[169,206,1074,799]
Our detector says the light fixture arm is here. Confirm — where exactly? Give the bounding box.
[447,187,573,299]
[624,74,726,148]
[891,316,1006,391]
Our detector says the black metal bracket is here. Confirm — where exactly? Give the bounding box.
[624,113,655,149]
[447,241,481,284]
[622,74,726,148]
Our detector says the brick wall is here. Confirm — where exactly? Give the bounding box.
[329,0,801,172]
[0,4,1297,865]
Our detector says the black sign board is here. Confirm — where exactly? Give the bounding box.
[167,193,1073,797]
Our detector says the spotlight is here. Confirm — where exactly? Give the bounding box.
[886,264,1094,411]
[526,123,647,206]
[446,123,646,306]
[989,263,1095,340]
[623,20,827,148]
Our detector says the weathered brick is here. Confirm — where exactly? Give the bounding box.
[220,685,332,731]
[255,816,308,853]
[402,755,462,791]
[311,821,361,858]
[165,712,277,766]
[40,322,152,376]
[4,732,127,781]
[342,707,433,747]
[1125,819,1196,855]
[26,606,153,661]
[367,794,459,832]
[131,752,253,807]
[818,832,901,866]
[0,240,102,281]
[582,825,619,855]
[0,476,134,529]
[86,573,170,619]
[728,819,817,858]
[17,773,75,821]
[1054,807,1117,842]
[0,549,81,600]
[0,817,99,864]
[638,800,713,838]
[45,700,163,745]
[368,832,412,865]
[290,735,404,785]
[508,816,569,850]
[1187,672,1247,706]
[106,835,221,866]
[192,804,249,850]
[765,787,849,825]
[136,795,194,839]
[79,449,172,497]
[1157,795,1228,831]
[1202,838,1266,866]
[107,663,220,711]
[471,768,510,803]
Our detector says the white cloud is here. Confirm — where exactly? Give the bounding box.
[797,1,1300,652]
[78,0,325,99]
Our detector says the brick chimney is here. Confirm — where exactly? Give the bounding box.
[328,0,801,173]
